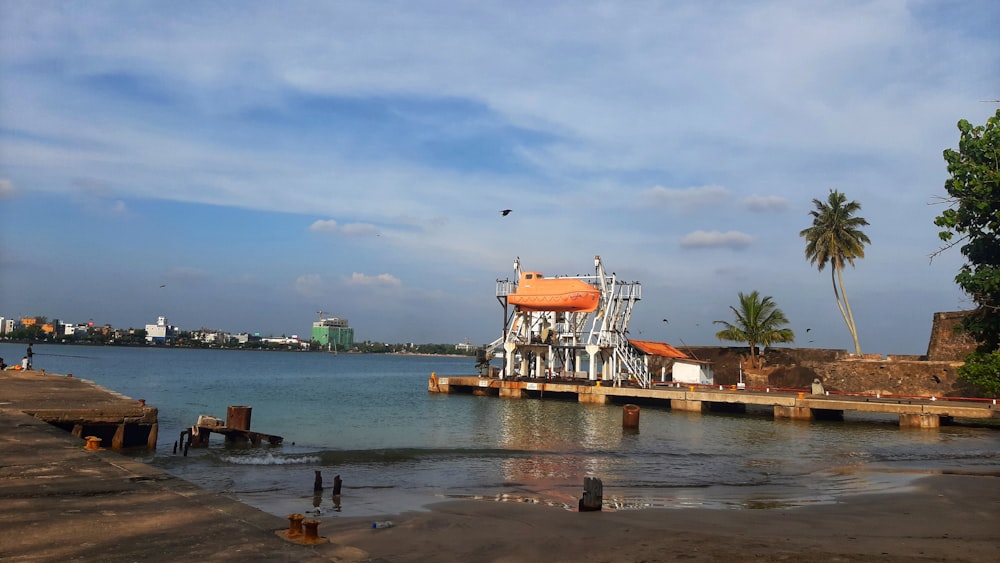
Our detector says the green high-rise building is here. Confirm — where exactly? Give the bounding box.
[312,317,354,352]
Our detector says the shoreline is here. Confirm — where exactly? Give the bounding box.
[322,472,1000,562]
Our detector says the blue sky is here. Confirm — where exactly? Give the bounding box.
[1,1,997,353]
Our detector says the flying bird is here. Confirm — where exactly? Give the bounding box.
[500,209,512,216]
[806,328,811,332]
[159,284,166,288]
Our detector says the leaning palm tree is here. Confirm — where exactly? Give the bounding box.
[799,189,871,356]
[713,290,795,369]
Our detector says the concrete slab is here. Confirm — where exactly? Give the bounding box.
[0,371,368,562]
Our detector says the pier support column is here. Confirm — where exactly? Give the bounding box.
[586,345,600,382]
[899,413,940,429]
[146,423,158,450]
[112,423,125,449]
[578,392,608,404]
[499,386,524,399]
[774,406,813,421]
[671,399,705,413]
[503,342,517,379]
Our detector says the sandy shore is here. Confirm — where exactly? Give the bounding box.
[321,473,999,562]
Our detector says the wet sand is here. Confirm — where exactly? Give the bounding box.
[323,473,1000,562]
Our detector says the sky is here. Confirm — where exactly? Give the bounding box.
[1,1,998,354]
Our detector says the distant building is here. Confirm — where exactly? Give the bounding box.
[262,335,309,348]
[312,316,354,351]
[455,339,476,352]
[145,315,177,344]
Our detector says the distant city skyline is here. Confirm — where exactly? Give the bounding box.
[2,2,997,355]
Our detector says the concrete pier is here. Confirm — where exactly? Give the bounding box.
[1,369,157,449]
[0,370,366,561]
[430,375,1000,428]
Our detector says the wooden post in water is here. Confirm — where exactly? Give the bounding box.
[314,470,323,492]
[579,476,603,512]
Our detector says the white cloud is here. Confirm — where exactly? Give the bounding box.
[310,219,380,237]
[743,195,790,212]
[680,230,753,249]
[309,219,338,232]
[347,272,401,287]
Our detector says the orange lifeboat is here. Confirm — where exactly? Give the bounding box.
[507,272,600,313]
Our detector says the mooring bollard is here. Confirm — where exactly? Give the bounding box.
[287,513,304,537]
[84,436,102,450]
[622,404,640,429]
[303,519,321,540]
[579,476,603,512]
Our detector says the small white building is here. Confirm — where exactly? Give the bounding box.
[671,359,715,385]
[145,316,177,343]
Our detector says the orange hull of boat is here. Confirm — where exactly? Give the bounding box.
[508,272,600,313]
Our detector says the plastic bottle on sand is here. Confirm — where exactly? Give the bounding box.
[372,520,394,529]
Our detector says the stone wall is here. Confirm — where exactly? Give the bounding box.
[680,345,975,397]
[664,311,989,398]
[926,311,978,361]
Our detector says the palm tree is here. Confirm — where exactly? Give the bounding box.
[713,290,795,368]
[799,189,870,356]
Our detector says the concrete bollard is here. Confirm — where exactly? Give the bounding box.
[622,404,640,429]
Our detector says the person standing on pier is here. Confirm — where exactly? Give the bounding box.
[26,344,33,369]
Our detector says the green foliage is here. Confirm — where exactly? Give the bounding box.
[713,290,794,368]
[934,109,1000,396]
[957,351,1000,397]
[800,189,870,355]
[935,109,1000,350]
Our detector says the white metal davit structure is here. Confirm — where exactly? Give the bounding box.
[487,255,653,388]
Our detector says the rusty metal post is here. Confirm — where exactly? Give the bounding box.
[622,404,640,429]
[303,519,320,541]
[226,405,252,430]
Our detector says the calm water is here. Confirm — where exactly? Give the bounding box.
[5,343,999,518]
